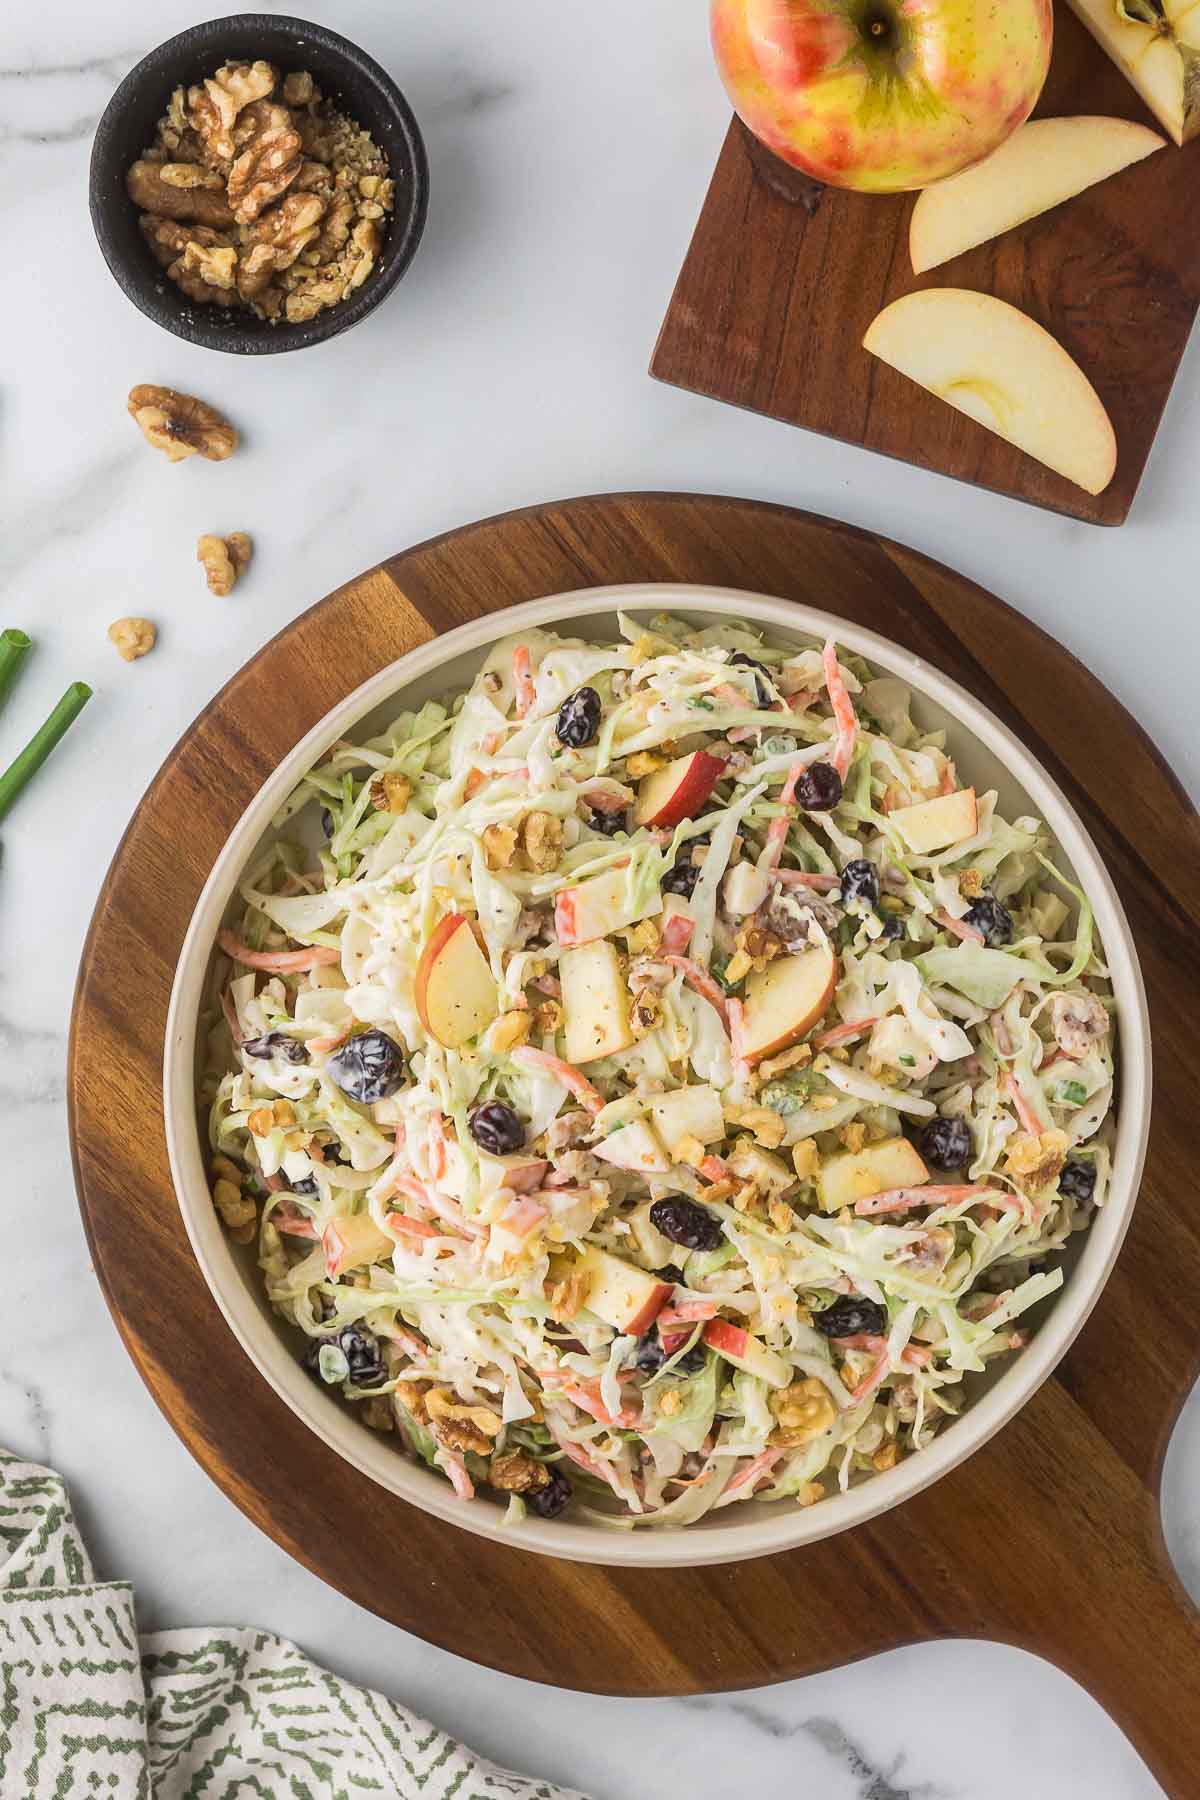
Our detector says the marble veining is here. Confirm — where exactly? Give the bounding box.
[2,3,1197,1797]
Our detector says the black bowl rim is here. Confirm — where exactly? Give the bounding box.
[89,12,429,355]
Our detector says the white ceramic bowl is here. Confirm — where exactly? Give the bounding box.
[165,583,1151,1567]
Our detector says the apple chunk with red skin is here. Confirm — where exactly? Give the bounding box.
[576,1246,673,1335]
[703,1320,792,1390]
[739,939,837,1064]
[635,750,726,829]
[414,912,499,1049]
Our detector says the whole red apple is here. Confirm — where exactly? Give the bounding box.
[711,0,1053,193]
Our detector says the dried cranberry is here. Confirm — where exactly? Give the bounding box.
[320,808,335,838]
[880,914,905,941]
[242,1031,310,1065]
[338,1324,387,1387]
[964,895,1014,946]
[588,805,629,838]
[327,1030,406,1104]
[556,686,602,748]
[813,1295,888,1338]
[635,1336,667,1375]
[300,1323,385,1388]
[649,1196,723,1251]
[839,859,880,908]
[921,1115,973,1171]
[290,1175,319,1196]
[526,1466,573,1518]
[1059,1158,1096,1203]
[662,857,700,899]
[731,651,773,708]
[794,762,843,811]
[469,1101,525,1155]
[654,1265,686,1286]
[676,1344,708,1375]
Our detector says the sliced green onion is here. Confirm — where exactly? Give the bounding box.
[0,629,31,714]
[0,681,92,823]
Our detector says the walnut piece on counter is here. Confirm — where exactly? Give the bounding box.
[130,60,394,327]
[128,384,238,463]
[108,617,157,662]
[198,531,253,595]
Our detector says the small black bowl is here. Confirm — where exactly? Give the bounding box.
[89,14,429,354]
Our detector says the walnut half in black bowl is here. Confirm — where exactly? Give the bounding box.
[89,14,428,354]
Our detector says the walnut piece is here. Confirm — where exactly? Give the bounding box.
[244,190,326,266]
[197,531,252,595]
[159,161,226,190]
[488,1450,551,1494]
[181,239,237,291]
[228,121,302,222]
[128,385,238,463]
[187,60,277,161]
[132,59,394,327]
[108,617,156,662]
[369,771,412,813]
[282,69,317,107]
[521,810,563,874]
[483,822,518,870]
[769,1378,837,1447]
[127,158,234,226]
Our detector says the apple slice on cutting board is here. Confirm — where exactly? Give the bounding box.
[1066,0,1200,147]
[414,913,498,1048]
[863,291,1117,497]
[739,939,837,1064]
[910,116,1165,274]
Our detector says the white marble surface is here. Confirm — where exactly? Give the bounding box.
[2,3,1197,1795]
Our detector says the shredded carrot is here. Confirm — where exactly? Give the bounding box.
[822,639,858,781]
[1003,1071,1044,1137]
[273,1201,318,1238]
[441,1450,475,1501]
[700,1152,733,1184]
[660,912,694,955]
[714,1448,784,1506]
[936,908,984,945]
[386,1213,440,1240]
[854,1183,1004,1217]
[513,1045,604,1115]
[220,988,244,1045]
[664,955,730,1026]
[512,644,536,718]
[218,929,339,973]
[813,1015,879,1050]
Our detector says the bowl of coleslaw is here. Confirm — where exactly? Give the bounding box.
[165,583,1150,1566]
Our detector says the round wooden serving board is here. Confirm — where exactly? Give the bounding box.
[70,495,1200,1789]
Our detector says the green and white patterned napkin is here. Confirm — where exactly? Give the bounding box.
[0,1449,587,1799]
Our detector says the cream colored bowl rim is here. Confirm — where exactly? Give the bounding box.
[164,583,1151,1568]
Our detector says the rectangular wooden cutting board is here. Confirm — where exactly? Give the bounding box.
[651,5,1200,525]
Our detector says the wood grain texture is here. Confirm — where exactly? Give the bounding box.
[651,7,1200,525]
[69,494,1200,1792]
